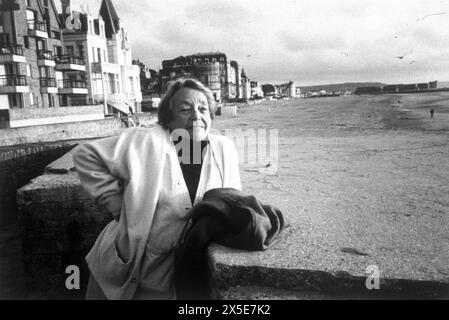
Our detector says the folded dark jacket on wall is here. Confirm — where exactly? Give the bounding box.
[174,188,289,300]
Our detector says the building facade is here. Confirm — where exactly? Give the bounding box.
[61,0,141,114]
[241,69,251,100]
[132,58,158,95]
[0,0,82,112]
[160,52,241,102]
[275,81,296,98]
[250,80,263,98]
[0,0,141,128]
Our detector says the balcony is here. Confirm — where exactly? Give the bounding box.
[40,77,58,94]
[58,79,88,95]
[0,44,26,63]
[27,20,48,38]
[55,55,86,71]
[0,0,20,10]
[37,49,55,67]
[0,75,28,93]
[91,61,120,74]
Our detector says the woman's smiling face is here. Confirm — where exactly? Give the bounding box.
[168,87,212,141]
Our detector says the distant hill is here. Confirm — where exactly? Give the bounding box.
[298,82,388,93]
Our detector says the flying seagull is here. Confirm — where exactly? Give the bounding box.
[340,51,350,57]
[416,12,447,22]
[409,60,416,65]
[396,50,413,60]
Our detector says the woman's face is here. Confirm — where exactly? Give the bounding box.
[168,87,212,141]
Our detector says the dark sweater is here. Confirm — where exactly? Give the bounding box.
[175,138,208,204]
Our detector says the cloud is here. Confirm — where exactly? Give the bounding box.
[185,0,258,30]
[280,32,348,52]
[412,26,449,48]
[65,0,449,84]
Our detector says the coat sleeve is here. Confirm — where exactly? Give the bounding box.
[73,134,131,218]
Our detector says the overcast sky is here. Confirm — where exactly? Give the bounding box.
[66,0,449,86]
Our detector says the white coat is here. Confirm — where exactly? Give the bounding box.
[73,125,241,299]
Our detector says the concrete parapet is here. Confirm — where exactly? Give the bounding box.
[9,106,105,121]
[0,118,124,147]
[17,171,111,299]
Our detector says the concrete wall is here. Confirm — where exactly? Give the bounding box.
[0,142,77,211]
[17,172,110,299]
[0,117,124,147]
[9,105,104,120]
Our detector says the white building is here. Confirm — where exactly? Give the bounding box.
[61,0,141,114]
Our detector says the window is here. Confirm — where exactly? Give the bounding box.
[52,31,60,40]
[103,49,106,62]
[9,93,23,108]
[66,45,74,55]
[29,93,34,105]
[39,66,49,78]
[54,45,62,57]
[26,0,31,7]
[36,39,44,50]
[78,45,84,58]
[97,48,101,62]
[49,94,54,107]
[26,9,35,23]
[9,94,17,108]
[26,65,31,77]
[129,77,134,93]
[23,36,29,48]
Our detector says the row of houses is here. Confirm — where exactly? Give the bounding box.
[0,0,141,127]
[136,52,262,103]
[355,81,445,95]
[0,0,271,128]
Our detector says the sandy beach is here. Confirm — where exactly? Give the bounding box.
[211,93,449,298]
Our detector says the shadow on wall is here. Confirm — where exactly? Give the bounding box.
[0,142,79,299]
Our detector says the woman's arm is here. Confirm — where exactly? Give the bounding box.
[73,135,130,220]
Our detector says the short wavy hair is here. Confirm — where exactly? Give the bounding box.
[157,78,217,129]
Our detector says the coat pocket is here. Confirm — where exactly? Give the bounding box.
[139,244,174,294]
[97,221,132,285]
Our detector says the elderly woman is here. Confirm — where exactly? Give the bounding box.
[73,78,241,300]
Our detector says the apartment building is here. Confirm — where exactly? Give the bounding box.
[61,0,141,114]
[0,0,140,128]
[241,68,251,100]
[250,80,263,98]
[275,81,296,98]
[0,0,87,112]
[161,52,241,102]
